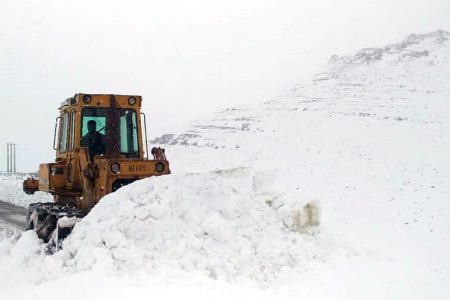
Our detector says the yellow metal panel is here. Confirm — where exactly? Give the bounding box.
[76,94,142,109]
[117,160,165,176]
[48,163,66,190]
[38,164,50,191]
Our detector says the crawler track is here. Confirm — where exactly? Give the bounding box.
[27,202,87,245]
[0,200,87,252]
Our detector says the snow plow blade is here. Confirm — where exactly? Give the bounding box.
[27,202,86,250]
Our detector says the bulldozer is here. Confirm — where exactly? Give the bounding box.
[23,93,170,245]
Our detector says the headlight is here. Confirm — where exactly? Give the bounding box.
[155,162,165,173]
[128,97,137,105]
[110,162,120,173]
[82,95,92,104]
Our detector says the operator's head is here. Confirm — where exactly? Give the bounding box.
[87,120,97,134]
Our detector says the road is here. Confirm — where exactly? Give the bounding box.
[0,200,27,229]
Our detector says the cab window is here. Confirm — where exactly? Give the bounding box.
[120,109,138,156]
[81,108,107,137]
[80,108,139,158]
[59,113,69,153]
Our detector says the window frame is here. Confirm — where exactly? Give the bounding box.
[58,112,69,154]
[119,109,139,157]
[80,108,108,139]
[80,107,139,157]
[69,111,76,151]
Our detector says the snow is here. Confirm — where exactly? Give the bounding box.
[0,172,52,207]
[0,170,325,284]
[1,30,449,299]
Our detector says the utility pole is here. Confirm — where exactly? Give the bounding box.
[6,143,17,173]
[6,143,9,173]
[13,143,16,173]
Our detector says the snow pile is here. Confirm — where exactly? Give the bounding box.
[0,221,21,257]
[0,169,328,287]
[0,172,51,207]
[56,169,323,282]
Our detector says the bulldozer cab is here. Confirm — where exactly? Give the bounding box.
[55,94,145,161]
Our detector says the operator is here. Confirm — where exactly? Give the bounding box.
[81,120,105,159]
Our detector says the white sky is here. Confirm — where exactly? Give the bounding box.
[1,0,449,171]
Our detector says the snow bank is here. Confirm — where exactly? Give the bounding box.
[59,169,324,282]
[0,169,326,286]
[0,221,22,257]
[0,172,51,207]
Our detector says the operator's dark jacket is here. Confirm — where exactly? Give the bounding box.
[81,132,105,159]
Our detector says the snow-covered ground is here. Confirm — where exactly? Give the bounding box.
[0,30,449,299]
[0,172,52,206]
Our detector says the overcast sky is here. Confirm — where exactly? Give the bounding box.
[1,0,449,171]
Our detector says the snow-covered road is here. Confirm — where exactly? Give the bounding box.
[0,200,27,229]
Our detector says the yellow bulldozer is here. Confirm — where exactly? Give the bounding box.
[23,93,170,245]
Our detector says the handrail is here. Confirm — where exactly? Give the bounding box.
[141,113,149,159]
[53,117,61,150]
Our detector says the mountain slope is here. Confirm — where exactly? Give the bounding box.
[153,30,449,149]
[149,29,450,297]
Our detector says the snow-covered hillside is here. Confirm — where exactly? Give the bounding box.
[153,30,449,149]
[0,30,449,299]
[151,29,450,297]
